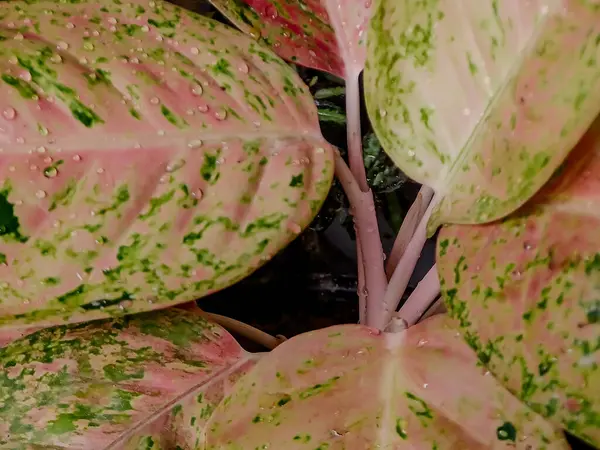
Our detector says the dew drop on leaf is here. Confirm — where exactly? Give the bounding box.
[43,167,58,178]
[188,139,202,149]
[192,83,203,96]
[287,222,301,234]
[166,159,186,172]
[35,190,46,199]
[215,109,227,120]
[192,188,203,199]
[2,107,16,120]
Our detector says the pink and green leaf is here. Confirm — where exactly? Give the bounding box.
[206,0,372,77]
[204,315,568,449]
[0,307,258,448]
[437,119,600,447]
[0,0,333,330]
[365,0,600,235]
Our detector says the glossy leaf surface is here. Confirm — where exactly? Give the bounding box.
[0,0,333,329]
[206,0,372,77]
[0,308,257,448]
[437,120,600,446]
[365,0,600,234]
[205,315,568,449]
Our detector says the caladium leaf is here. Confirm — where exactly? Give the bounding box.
[437,119,600,446]
[206,0,372,78]
[0,0,333,330]
[204,314,568,449]
[0,307,258,448]
[365,0,600,234]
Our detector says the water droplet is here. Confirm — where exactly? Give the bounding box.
[417,338,428,347]
[190,47,199,55]
[308,50,317,57]
[57,41,69,50]
[197,104,209,113]
[188,139,202,149]
[36,146,46,153]
[118,299,133,310]
[73,154,82,161]
[166,159,186,172]
[66,22,75,29]
[96,167,104,174]
[192,188,203,199]
[264,5,278,18]
[191,83,203,96]
[379,108,387,117]
[215,109,227,120]
[150,97,160,105]
[14,32,24,41]
[462,108,471,116]
[422,383,429,389]
[287,222,302,234]
[238,62,249,74]
[43,166,58,178]
[83,42,94,51]
[2,107,16,120]
[523,242,533,251]
[35,189,46,199]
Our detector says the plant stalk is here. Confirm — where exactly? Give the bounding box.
[334,155,387,328]
[396,264,441,327]
[333,70,387,328]
[386,185,434,278]
[380,195,438,328]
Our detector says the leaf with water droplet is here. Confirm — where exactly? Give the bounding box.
[365,0,600,234]
[207,0,373,77]
[0,0,334,329]
[205,315,568,448]
[437,120,600,447]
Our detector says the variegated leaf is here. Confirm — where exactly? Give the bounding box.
[437,118,600,447]
[0,307,258,448]
[206,0,372,77]
[204,315,568,449]
[0,0,333,330]
[365,0,600,234]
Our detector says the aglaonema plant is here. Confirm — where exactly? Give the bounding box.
[207,0,600,331]
[0,0,333,331]
[0,0,599,447]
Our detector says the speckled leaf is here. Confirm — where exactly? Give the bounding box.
[437,119,600,446]
[204,314,568,449]
[0,307,258,449]
[365,0,600,235]
[206,0,372,77]
[0,0,334,330]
